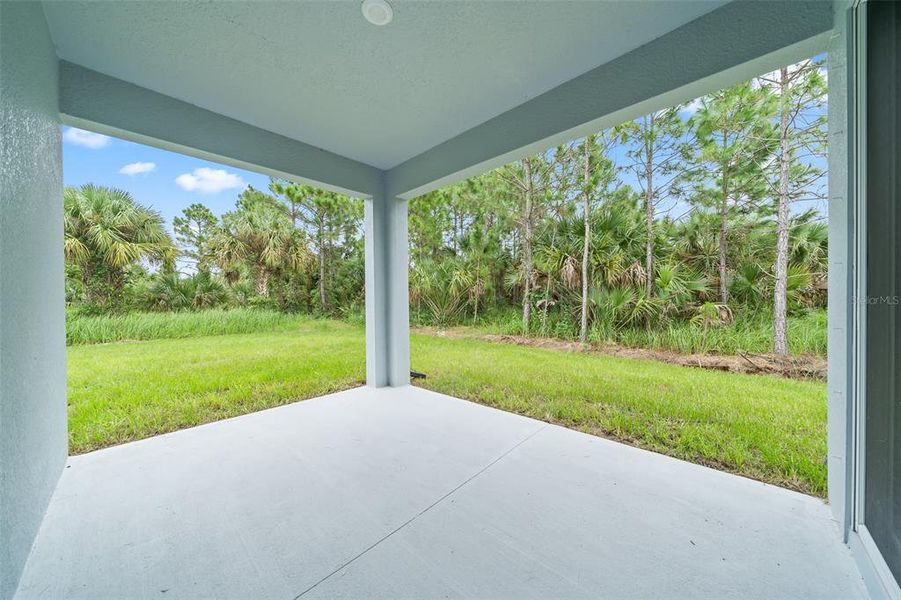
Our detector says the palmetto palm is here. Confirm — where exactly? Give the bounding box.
[730,262,766,307]
[586,286,635,333]
[654,261,709,318]
[212,202,311,297]
[411,259,467,327]
[673,211,720,280]
[538,216,583,289]
[458,226,498,322]
[140,272,229,311]
[790,217,828,274]
[64,184,175,306]
[588,195,645,288]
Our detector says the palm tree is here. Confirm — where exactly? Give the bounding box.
[270,180,357,312]
[212,202,311,298]
[654,261,709,319]
[577,133,617,342]
[458,225,498,322]
[138,271,229,312]
[534,217,580,335]
[412,259,466,327]
[63,184,175,307]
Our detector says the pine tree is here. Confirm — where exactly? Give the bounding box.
[618,107,688,299]
[172,203,218,274]
[691,82,777,304]
[757,61,827,355]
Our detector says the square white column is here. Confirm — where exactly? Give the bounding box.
[364,191,410,387]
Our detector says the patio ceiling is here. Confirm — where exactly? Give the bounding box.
[43,0,728,170]
[43,1,834,197]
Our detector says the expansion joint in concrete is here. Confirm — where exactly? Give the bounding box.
[292,425,548,599]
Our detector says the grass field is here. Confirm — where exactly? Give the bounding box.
[67,319,365,453]
[466,307,828,357]
[67,308,309,345]
[413,335,826,495]
[67,315,827,496]
[71,307,828,356]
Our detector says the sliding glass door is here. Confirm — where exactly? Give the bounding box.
[864,0,901,586]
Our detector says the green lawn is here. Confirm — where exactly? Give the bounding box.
[68,319,827,496]
[413,335,826,495]
[67,320,365,453]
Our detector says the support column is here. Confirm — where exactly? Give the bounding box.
[364,191,410,387]
[1,3,67,598]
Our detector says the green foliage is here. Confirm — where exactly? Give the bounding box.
[66,308,307,345]
[269,180,362,313]
[64,184,176,309]
[64,58,828,358]
[136,271,229,312]
[172,203,218,274]
[410,259,468,327]
[212,196,311,297]
[616,309,826,356]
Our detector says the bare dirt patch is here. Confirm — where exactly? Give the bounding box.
[416,327,825,380]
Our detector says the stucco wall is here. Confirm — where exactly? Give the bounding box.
[0,3,67,598]
[826,0,851,536]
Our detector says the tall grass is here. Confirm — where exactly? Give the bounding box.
[67,308,311,345]
[477,306,826,357]
[614,311,827,356]
[70,304,827,357]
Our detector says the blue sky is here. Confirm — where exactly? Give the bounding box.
[62,126,270,229]
[61,110,703,232]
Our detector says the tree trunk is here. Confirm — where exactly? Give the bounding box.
[718,128,730,304]
[81,262,94,306]
[473,268,479,324]
[452,209,459,254]
[644,115,655,298]
[318,213,327,311]
[521,158,533,336]
[773,66,791,356]
[109,269,125,309]
[256,269,269,297]
[718,201,729,304]
[580,138,591,343]
[541,224,558,336]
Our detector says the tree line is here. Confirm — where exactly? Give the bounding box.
[64,59,827,356]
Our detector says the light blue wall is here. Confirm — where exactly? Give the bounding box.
[0,3,67,598]
[827,0,852,539]
[363,191,410,387]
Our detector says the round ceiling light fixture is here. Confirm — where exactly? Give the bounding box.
[362,0,393,26]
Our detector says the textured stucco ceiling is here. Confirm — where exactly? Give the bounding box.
[43,0,727,169]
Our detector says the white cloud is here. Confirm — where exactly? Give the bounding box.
[118,161,156,176]
[175,167,246,194]
[63,127,112,149]
[680,98,703,117]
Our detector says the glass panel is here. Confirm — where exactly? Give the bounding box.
[864,0,901,584]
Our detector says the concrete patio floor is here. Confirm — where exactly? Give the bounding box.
[16,386,865,599]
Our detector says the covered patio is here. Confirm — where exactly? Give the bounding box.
[16,387,864,599]
[3,0,898,598]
